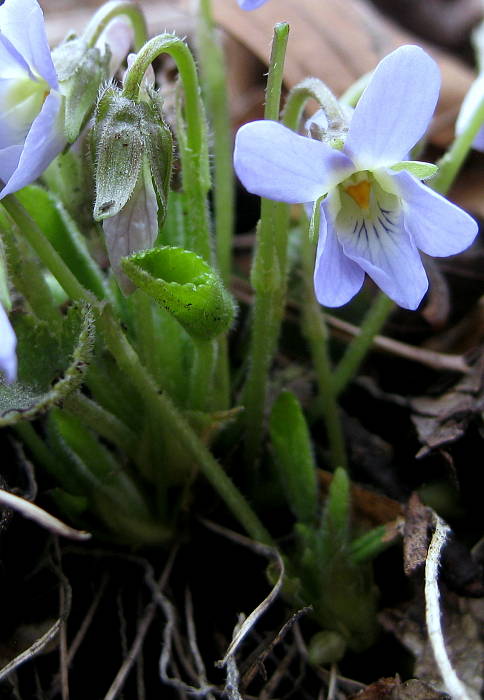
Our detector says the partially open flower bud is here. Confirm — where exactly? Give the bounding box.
[92,80,173,292]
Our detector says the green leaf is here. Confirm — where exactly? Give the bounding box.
[0,304,95,426]
[318,467,351,556]
[390,160,438,180]
[15,186,106,299]
[122,246,236,340]
[269,390,318,524]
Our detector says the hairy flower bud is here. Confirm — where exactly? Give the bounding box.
[92,84,173,292]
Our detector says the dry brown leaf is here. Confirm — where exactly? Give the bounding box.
[213,0,475,146]
[403,493,433,576]
[318,469,403,527]
[381,594,484,700]
[349,676,450,700]
[411,354,484,457]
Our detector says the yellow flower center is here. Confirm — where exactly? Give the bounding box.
[344,180,371,210]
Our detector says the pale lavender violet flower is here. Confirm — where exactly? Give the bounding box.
[238,0,270,10]
[0,303,17,384]
[234,45,478,310]
[455,73,484,152]
[0,0,66,200]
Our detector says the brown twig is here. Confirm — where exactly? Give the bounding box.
[231,276,471,374]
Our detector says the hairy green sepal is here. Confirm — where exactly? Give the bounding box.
[0,304,95,426]
[122,246,236,340]
[92,86,173,222]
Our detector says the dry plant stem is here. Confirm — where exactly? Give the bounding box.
[185,589,216,700]
[104,550,178,700]
[0,489,91,540]
[6,195,272,546]
[54,541,71,700]
[242,22,290,466]
[425,515,471,700]
[0,619,62,683]
[232,275,469,374]
[325,312,470,375]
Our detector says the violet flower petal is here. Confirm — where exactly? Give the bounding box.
[0,92,65,199]
[0,144,23,183]
[0,303,17,384]
[314,205,365,307]
[339,204,429,309]
[97,19,134,76]
[345,46,440,169]
[238,0,269,8]
[234,120,354,204]
[473,127,484,151]
[392,170,478,256]
[0,33,35,80]
[0,0,58,89]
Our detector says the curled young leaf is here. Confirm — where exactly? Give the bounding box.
[122,246,236,340]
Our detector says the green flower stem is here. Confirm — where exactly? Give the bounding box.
[14,422,63,476]
[281,80,348,469]
[100,307,274,546]
[189,338,217,411]
[63,392,138,459]
[431,90,484,195]
[83,0,148,51]
[132,290,164,387]
[283,77,346,134]
[197,0,235,285]
[123,35,211,262]
[242,23,290,465]
[1,196,94,305]
[333,293,395,397]
[301,235,347,470]
[0,206,60,325]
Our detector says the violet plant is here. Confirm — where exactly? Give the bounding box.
[0,0,483,668]
[238,0,271,9]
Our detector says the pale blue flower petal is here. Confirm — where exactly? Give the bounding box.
[0,144,23,183]
[97,19,134,76]
[0,92,65,199]
[392,170,478,256]
[455,73,484,151]
[338,203,429,309]
[238,0,269,9]
[473,126,484,151]
[0,33,35,80]
[0,303,17,384]
[344,46,440,168]
[234,120,354,204]
[314,204,365,307]
[0,0,58,88]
